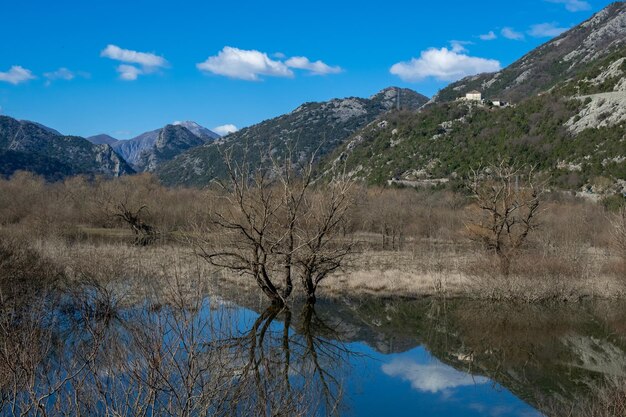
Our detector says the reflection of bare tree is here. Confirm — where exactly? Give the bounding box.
[214,302,347,417]
[0,281,349,416]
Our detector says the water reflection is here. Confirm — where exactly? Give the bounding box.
[381,357,489,394]
[0,283,350,417]
[2,282,626,416]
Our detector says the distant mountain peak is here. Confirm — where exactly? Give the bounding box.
[111,121,219,172]
[87,134,119,146]
[171,120,220,139]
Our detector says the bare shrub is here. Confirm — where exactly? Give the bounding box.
[0,236,62,302]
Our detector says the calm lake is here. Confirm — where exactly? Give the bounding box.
[3,285,626,416]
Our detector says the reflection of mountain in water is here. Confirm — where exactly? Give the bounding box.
[3,277,626,416]
[216,286,626,414]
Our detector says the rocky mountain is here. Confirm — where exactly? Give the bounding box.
[0,115,134,180]
[134,124,211,172]
[172,121,220,141]
[434,1,626,103]
[320,3,626,198]
[87,134,119,146]
[110,122,219,171]
[157,87,428,186]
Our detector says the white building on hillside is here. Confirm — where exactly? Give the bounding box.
[465,90,482,101]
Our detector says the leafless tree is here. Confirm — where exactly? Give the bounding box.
[465,161,546,275]
[113,202,158,246]
[197,146,355,305]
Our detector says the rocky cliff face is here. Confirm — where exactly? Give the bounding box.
[135,124,209,172]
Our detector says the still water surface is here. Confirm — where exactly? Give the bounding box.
[4,287,626,416]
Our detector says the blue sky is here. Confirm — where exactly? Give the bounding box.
[0,0,616,138]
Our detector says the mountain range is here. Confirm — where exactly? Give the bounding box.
[319,2,626,196]
[0,116,133,180]
[88,121,220,172]
[0,2,624,195]
[156,87,428,186]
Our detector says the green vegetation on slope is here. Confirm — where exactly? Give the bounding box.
[326,92,625,191]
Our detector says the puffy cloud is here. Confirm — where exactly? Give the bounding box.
[0,66,36,85]
[101,44,168,68]
[213,124,239,136]
[285,56,342,75]
[479,31,497,41]
[100,44,168,80]
[390,47,500,82]
[528,22,569,38]
[382,358,489,393]
[546,0,591,12]
[501,27,525,40]
[116,65,143,81]
[449,40,472,53]
[197,47,342,80]
[197,46,293,81]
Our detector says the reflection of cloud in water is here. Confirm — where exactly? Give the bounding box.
[382,357,489,393]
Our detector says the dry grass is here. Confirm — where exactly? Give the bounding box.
[0,173,624,303]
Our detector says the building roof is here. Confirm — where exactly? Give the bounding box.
[467,90,481,94]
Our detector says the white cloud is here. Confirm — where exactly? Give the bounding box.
[546,0,591,12]
[449,40,473,53]
[100,44,168,80]
[116,65,143,81]
[197,46,293,81]
[382,358,489,393]
[213,124,239,136]
[285,56,342,75]
[44,67,75,81]
[479,31,497,41]
[101,44,168,68]
[501,27,525,40]
[0,66,36,85]
[528,22,569,38]
[43,67,78,86]
[389,47,501,82]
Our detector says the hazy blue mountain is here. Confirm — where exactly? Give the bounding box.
[0,115,134,180]
[112,121,218,171]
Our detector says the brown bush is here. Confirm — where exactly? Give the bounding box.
[0,235,63,301]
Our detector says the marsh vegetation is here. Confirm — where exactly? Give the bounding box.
[1,162,625,416]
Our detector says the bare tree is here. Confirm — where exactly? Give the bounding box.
[197,146,354,304]
[465,161,545,275]
[295,182,355,303]
[113,202,159,246]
